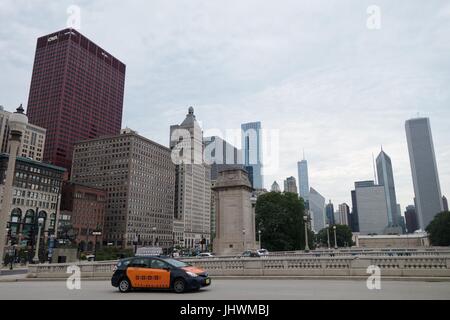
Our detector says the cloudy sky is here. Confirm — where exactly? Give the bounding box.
[1,0,449,211]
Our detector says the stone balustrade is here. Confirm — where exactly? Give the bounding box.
[27,255,450,279]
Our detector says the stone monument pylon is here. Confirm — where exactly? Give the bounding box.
[212,168,256,255]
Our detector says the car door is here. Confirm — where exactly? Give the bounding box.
[126,258,152,289]
[148,258,171,289]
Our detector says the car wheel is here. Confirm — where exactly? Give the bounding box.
[118,278,131,293]
[173,278,186,293]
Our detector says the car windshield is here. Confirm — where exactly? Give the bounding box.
[164,258,190,268]
[117,259,132,269]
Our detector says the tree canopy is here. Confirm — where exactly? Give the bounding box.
[316,224,353,248]
[426,211,450,246]
[255,192,313,251]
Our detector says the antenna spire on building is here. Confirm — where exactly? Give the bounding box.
[372,152,377,184]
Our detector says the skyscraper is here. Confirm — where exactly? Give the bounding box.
[404,205,418,234]
[71,128,175,248]
[309,187,325,232]
[283,176,298,194]
[350,190,359,232]
[297,158,309,203]
[351,181,389,235]
[443,196,449,212]
[405,118,443,229]
[271,181,281,192]
[203,136,241,240]
[376,149,400,227]
[203,136,242,181]
[325,200,335,225]
[27,28,126,171]
[171,107,211,249]
[338,203,350,226]
[241,122,263,189]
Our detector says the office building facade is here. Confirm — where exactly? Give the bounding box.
[61,182,106,250]
[351,181,389,235]
[325,200,335,225]
[338,203,350,226]
[405,118,443,229]
[283,176,298,194]
[0,154,65,247]
[170,108,211,249]
[309,187,325,232]
[71,128,175,248]
[203,136,242,240]
[203,136,242,181]
[241,122,263,189]
[404,205,419,234]
[297,159,309,203]
[27,28,126,171]
[0,105,46,162]
[376,150,401,227]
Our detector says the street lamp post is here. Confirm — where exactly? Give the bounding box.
[32,217,44,264]
[325,224,331,250]
[258,230,262,250]
[0,105,28,266]
[303,215,310,252]
[133,234,139,255]
[92,230,102,261]
[152,227,157,246]
[333,225,338,249]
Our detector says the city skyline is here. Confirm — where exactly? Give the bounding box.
[1,1,449,210]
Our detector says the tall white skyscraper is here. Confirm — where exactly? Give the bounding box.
[170,107,211,249]
[309,187,325,232]
[405,117,443,230]
[376,149,400,227]
[297,156,309,203]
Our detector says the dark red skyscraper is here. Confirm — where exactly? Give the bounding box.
[27,28,125,171]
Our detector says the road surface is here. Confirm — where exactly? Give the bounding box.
[0,279,449,299]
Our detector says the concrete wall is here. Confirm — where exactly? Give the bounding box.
[28,255,450,279]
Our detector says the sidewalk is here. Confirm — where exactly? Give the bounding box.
[0,267,29,278]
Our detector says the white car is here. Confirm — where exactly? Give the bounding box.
[257,249,269,256]
[197,252,215,258]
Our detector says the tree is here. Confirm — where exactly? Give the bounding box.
[317,224,353,248]
[255,192,312,251]
[426,211,450,246]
